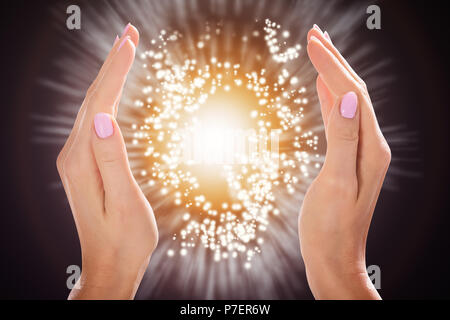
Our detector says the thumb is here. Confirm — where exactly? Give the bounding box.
[322,91,360,179]
[92,112,136,197]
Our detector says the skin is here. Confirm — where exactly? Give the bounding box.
[58,24,390,300]
[298,25,391,299]
[56,24,158,300]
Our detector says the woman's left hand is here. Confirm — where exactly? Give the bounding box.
[298,25,391,300]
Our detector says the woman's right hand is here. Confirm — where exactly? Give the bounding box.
[57,23,158,300]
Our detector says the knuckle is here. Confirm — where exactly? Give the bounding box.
[359,80,368,91]
[328,122,358,143]
[367,139,392,170]
[98,150,121,167]
[374,138,391,163]
[334,127,359,143]
[63,156,79,177]
[56,151,65,175]
[93,141,122,168]
[322,177,356,199]
[379,140,392,165]
[354,77,368,92]
[62,153,87,182]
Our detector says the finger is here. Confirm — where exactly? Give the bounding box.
[307,26,363,85]
[307,31,391,207]
[61,34,136,193]
[114,88,123,117]
[121,23,140,48]
[307,36,360,96]
[58,22,139,164]
[92,113,136,198]
[316,75,334,131]
[90,37,136,114]
[90,23,139,91]
[321,92,360,181]
[57,34,121,163]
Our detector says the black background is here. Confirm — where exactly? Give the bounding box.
[0,0,449,300]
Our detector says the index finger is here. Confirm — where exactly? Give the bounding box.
[307,26,364,85]
[307,36,361,95]
[59,24,139,162]
[89,36,136,115]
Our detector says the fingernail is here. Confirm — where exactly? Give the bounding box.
[121,23,130,38]
[94,113,114,139]
[340,92,358,119]
[118,36,130,50]
[310,35,319,43]
[324,31,332,42]
[313,24,322,32]
[113,35,119,46]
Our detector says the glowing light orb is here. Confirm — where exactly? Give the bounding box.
[130,19,321,268]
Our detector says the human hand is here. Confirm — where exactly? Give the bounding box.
[298,25,391,300]
[56,24,158,300]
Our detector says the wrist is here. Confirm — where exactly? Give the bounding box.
[69,257,150,300]
[303,256,380,300]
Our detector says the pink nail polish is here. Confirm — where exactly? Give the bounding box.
[121,23,130,38]
[118,36,130,50]
[324,31,331,41]
[313,24,322,32]
[113,35,119,46]
[340,92,358,119]
[94,113,114,139]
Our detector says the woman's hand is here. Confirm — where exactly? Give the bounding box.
[298,25,391,300]
[56,24,158,300]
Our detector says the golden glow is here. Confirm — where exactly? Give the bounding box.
[130,19,321,268]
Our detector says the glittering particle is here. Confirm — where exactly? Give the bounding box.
[33,0,411,300]
[129,20,321,266]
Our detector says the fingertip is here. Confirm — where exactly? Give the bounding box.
[313,24,322,33]
[307,28,315,42]
[118,35,130,50]
[122,23,139,48]
[308,35,321,46]
[307,36,323,61]
[307,28,323,43]
[113,35,119,46]
[307,37,338,72]
[118,37,136,62]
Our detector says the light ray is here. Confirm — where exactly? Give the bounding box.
[32,0,418,299]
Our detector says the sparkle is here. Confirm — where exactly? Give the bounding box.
[33,0,409,299]
[129,20,320,266]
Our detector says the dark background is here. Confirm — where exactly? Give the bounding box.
[0,0,449,299]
